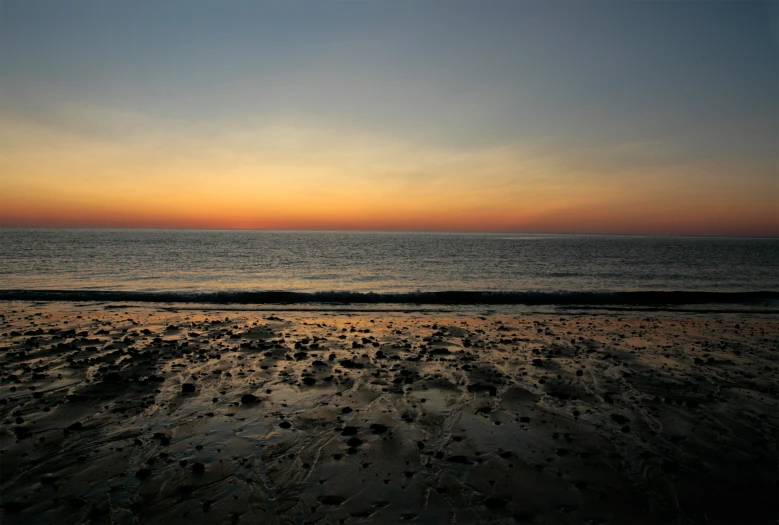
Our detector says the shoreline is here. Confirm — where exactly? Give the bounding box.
[1,289,777,307]
[1,302,777,523]
[2,297,779,317]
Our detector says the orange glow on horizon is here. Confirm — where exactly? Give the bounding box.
[1,113,777,237]
[1,189,776,237]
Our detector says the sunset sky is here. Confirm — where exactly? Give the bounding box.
[1,0,777,236]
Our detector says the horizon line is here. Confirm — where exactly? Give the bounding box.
[1,225,776,240]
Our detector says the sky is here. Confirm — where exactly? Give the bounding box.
[1,0,777,236]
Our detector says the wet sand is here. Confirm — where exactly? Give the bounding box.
[1,302,777,524]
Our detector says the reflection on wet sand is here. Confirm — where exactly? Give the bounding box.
[1,303,777,524]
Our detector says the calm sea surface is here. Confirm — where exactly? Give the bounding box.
[0,229,776,298]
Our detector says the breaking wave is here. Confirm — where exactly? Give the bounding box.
[0,289,777,306]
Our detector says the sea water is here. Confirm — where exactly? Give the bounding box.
[0,229,776,304]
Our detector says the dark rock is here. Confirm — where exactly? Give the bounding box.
[611,414,630,425]
[69,497,88,508]
[102,372,123,382]
[467,383,497,396]
[317,495,345,506]
[446,455,471,464]
[40,475,56,485]
[67,393,89,403]
[241,394,259,404]
[14,427,32,440]
[369,424,388,434]
[302,377,316,386]
[135,468,152,479]
[341,426,359,436]
[192,462,205,474]
[182,383,196,393]
[346,437,363,447]
[485,496,508,509]
[279,421,292,429]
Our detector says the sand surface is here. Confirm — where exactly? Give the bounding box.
[0,302,777,524]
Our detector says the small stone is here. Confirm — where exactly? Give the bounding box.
[102,372,122,382]
[14,427,32,440]
[446,455,471,464]
[467,383,497,396]
[241,394,259,404]
[182,383,196,393]
[611,414,629,425]
[485,496,508,509]
[40,475,56,485]
[317,495,345,506]
[369,424,388,434]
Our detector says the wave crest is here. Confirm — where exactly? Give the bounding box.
[0,289,776,305]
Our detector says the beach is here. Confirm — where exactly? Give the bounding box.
[0,301,777,524]
[3,1,778,523]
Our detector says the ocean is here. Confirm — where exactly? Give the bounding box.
[0,229,777,306]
